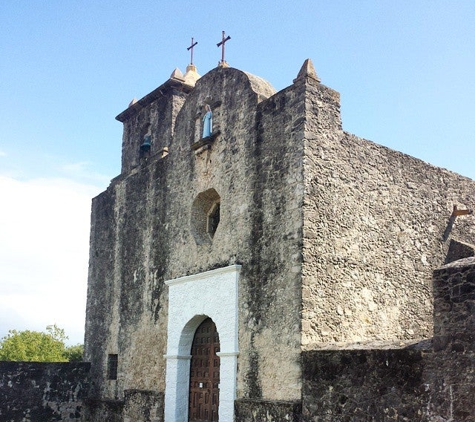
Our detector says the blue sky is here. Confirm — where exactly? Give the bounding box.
[1,1,474,345]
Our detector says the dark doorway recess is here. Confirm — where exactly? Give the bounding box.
[189,318,220,421]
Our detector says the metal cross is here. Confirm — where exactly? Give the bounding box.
[187,37,198,65]
[217,31,231,65]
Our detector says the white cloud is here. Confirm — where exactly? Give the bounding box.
[60,161,111,186]
[0,175,103,345]
[0,149,6,157]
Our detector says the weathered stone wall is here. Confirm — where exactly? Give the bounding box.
[85,65,309,417]
[234,78,306,401]
[84,158,171,401]
[302,87,475,345]
[84,186,120,400]
[433,257,475,355]
[445,238,475,264]
[302,348,428,421]
[0,362,90,422]
[301,257,475,421]
[426,257,475,420]
[84,60,475,420]
[165,67,304,401]
[235,398,302,422]
[123,389,164,422]
[83,398,123,422]
[85,81,186,402]
[119,86,187,174]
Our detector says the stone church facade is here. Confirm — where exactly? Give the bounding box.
[83,59,475,421]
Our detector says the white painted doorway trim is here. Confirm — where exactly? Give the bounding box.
[164,265,241,422]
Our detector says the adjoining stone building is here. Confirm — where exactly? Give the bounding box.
[83,59,475,421]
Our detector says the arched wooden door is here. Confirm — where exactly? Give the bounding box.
[189,318,220,421]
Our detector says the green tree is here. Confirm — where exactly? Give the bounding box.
[64,344,84,361]
[0,325,82,362]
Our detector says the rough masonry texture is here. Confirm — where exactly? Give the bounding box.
[302,257,475,421]
[83,59,475,421]
[0,362,90,421]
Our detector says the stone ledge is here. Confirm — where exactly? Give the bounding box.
[191,130,221,151]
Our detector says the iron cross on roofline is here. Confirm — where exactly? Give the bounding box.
[187,37,198,65]
[217,31,231,65]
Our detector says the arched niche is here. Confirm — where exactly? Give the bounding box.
[190,188,221,245]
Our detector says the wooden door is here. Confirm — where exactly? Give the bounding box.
[189,318,220,421]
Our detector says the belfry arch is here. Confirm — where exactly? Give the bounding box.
[164,265,240,422]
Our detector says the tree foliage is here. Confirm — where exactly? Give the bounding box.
[0,325,83,362]
[64,344,84,362]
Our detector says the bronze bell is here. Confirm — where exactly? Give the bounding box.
[140,135,151,152]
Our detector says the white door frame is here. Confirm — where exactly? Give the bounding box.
[164,265,241,422]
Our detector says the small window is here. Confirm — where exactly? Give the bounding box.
[190,188,221,245]
[107,354,118,380]
[207,202,220,238]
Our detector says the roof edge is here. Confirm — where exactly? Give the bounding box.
[116,78,194,123]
